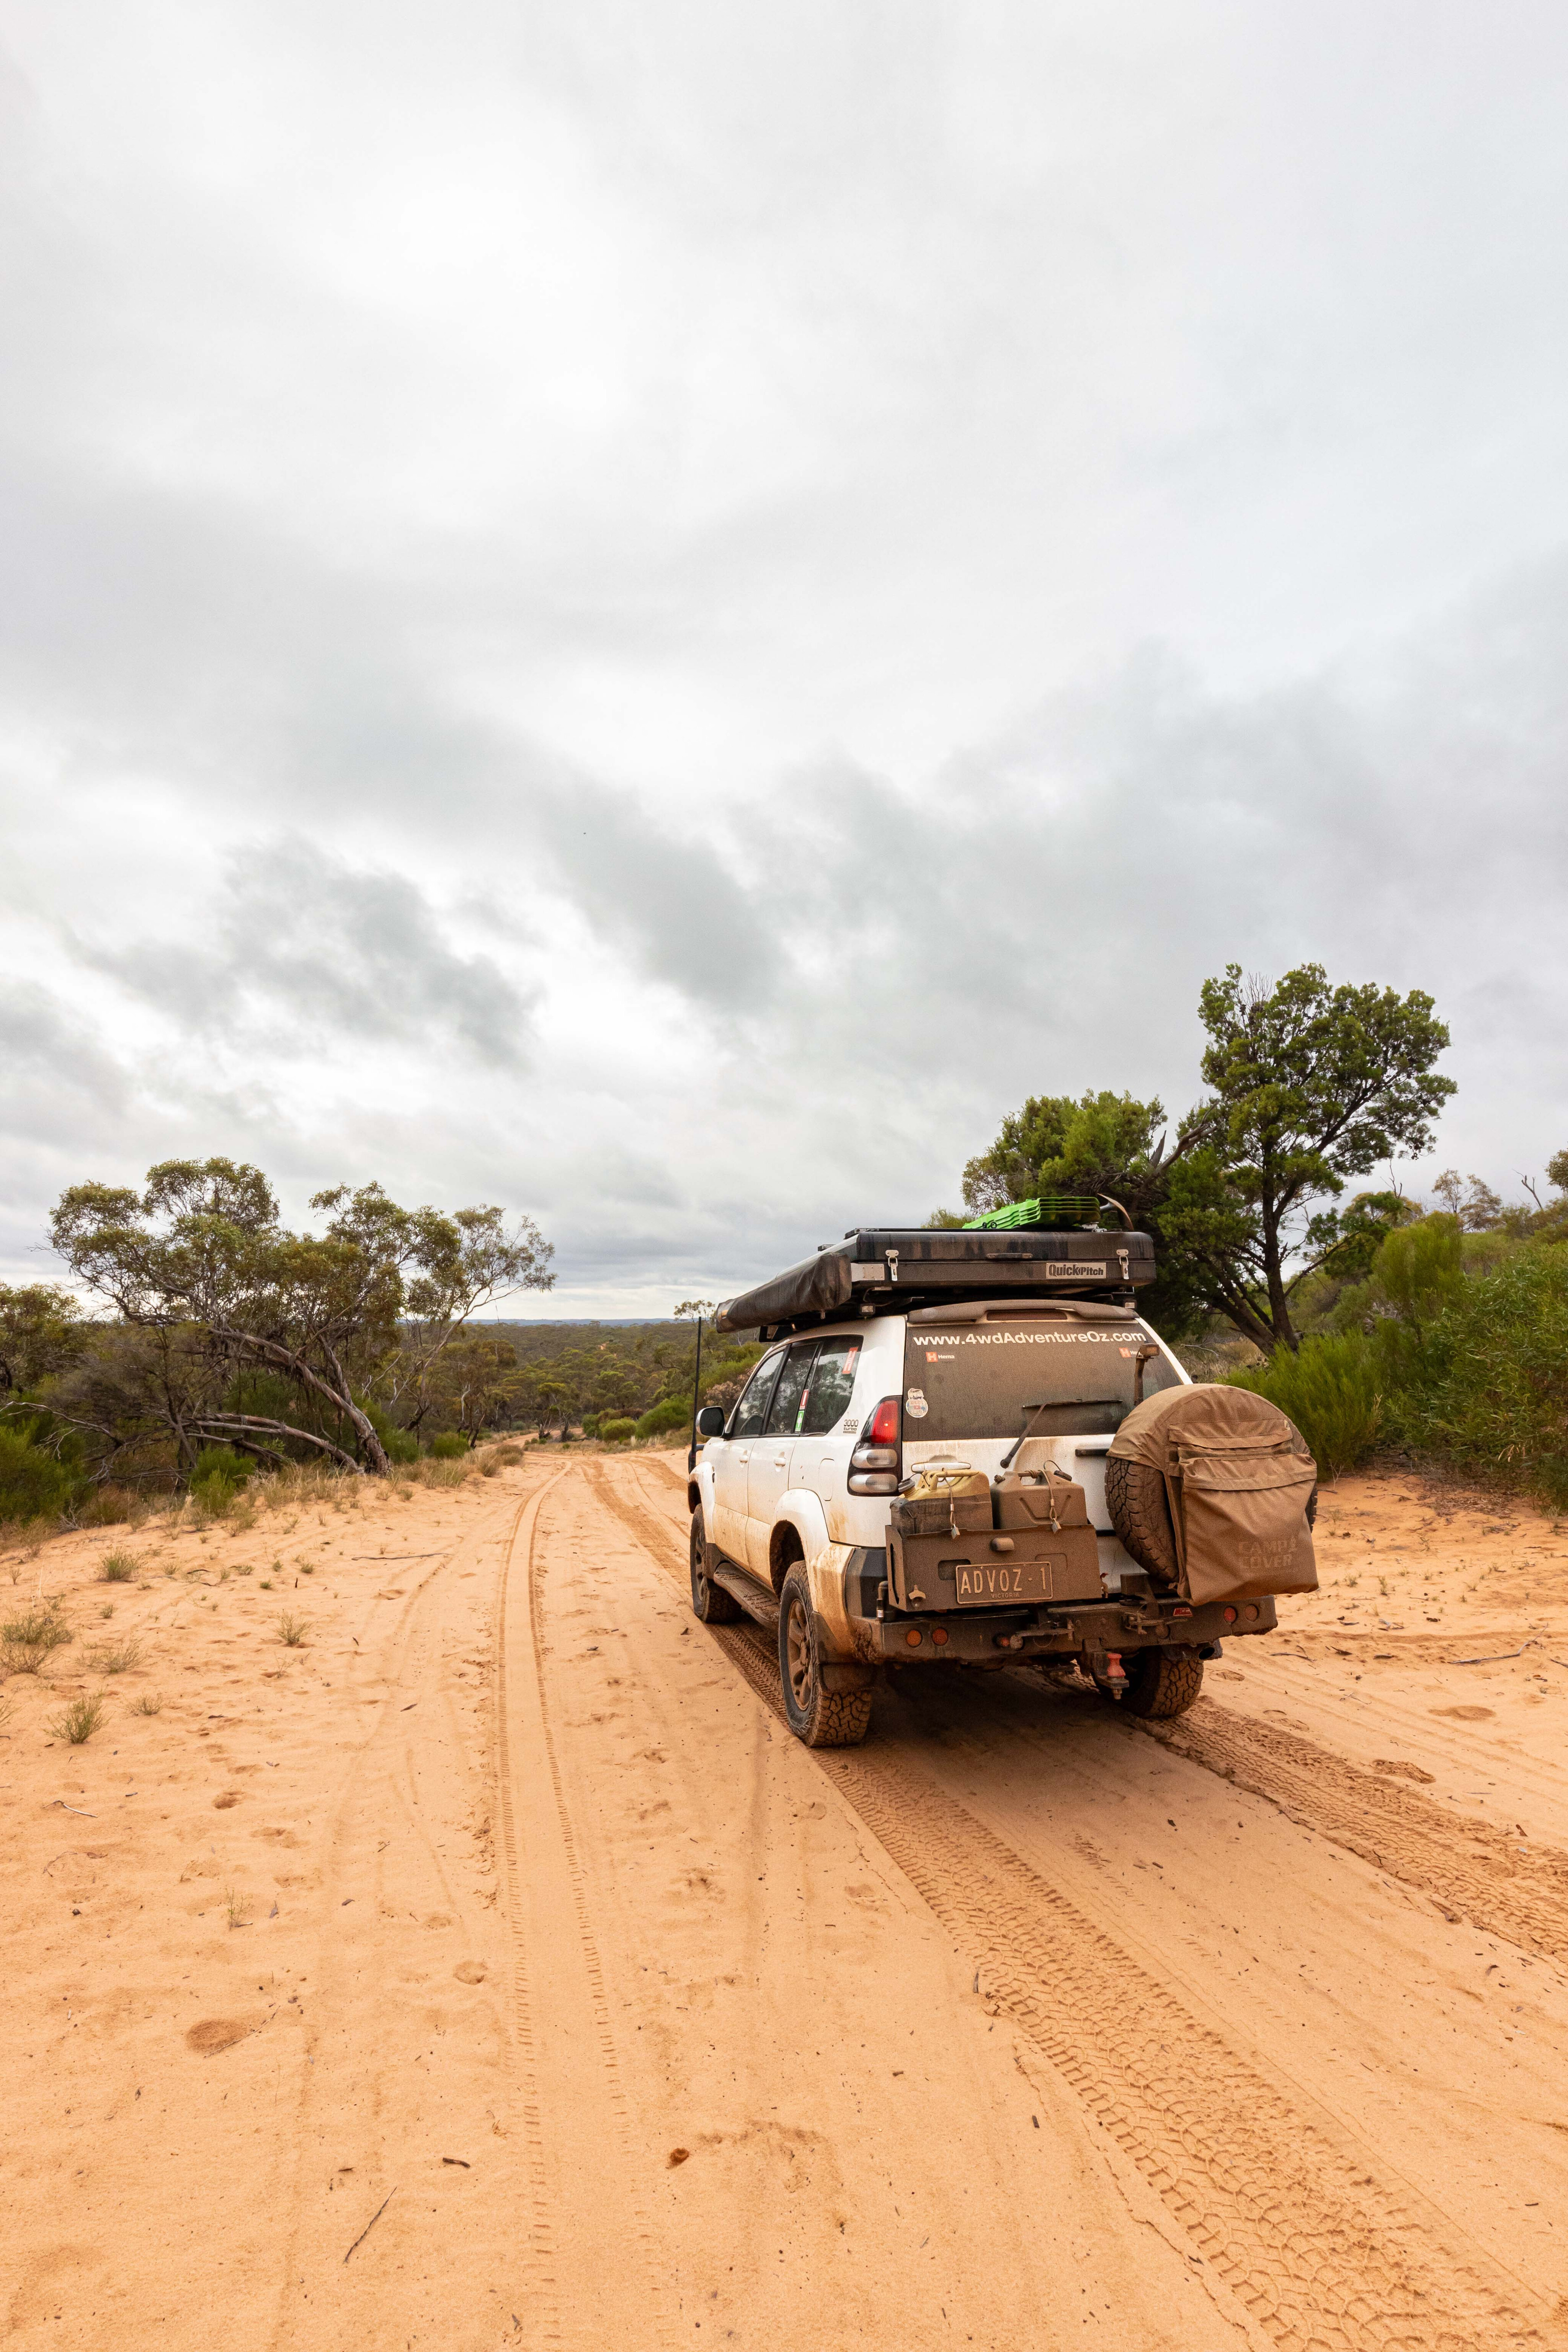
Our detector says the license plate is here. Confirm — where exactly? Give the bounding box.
[948,1556,1061,1605]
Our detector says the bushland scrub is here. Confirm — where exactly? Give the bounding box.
[0,1159,556,1539]
[1232,1205,1568,1505]
[3,1163,752,1538]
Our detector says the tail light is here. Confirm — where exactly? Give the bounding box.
[849,1395,901,1494]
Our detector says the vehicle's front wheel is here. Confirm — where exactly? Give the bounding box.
[690,1514,741,1623]
[1121,1645,1204,1719]
[777,1565,872,1748]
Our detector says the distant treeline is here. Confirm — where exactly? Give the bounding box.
[479,1320,764,1442]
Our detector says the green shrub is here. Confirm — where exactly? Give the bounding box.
[189,1444,252,1509]
[598,1416,637,1444]
[634,1394,692,1441]
[429,1432,469,1459]
[98,1549,137,1582]
[1388,1244,1568,1506]
[0,1427,76,1523]
[382,1427,419,1463]
[1230,1331,1383,1479]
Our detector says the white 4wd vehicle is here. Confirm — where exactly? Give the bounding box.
[686,1221,1292,1747]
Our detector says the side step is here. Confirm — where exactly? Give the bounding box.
[711,1560,779,1631]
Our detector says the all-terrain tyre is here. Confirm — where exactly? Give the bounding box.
[777,1565,872,1748]
[1104,1454,1179,1583]
[1121,1645,1204,1719]
[690,1514,742,1623]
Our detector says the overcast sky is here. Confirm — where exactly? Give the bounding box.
[3,2,1567,1316]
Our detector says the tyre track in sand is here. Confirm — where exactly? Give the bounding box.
[494,1472,677,2350]
[591,1461,1557,2352]
[1136,1699,1568,1962]
[494,1475,566,2345]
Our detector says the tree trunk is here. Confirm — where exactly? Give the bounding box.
[1258,1161,1298,1350]
[193,1414,366,1475]
[1208,1282,1282,1357]
[207,1329,394,1475]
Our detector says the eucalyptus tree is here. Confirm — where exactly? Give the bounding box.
[49,1159,553,1473]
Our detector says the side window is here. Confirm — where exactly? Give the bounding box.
[728,1349,785,1439]
[763,1343,820,1436]
[799,1338,862,1434]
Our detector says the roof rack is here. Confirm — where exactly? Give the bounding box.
[710,1222,1155,1337]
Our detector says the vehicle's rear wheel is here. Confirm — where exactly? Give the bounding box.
[1121,1645,1204,1719]
[690,1514,741,1623]
[777,1565,872,1748]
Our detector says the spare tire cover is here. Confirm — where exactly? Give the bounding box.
[1107,1384,1318,1606]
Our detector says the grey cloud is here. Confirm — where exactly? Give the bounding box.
[0,978,129,1124]
[532,773,774,1006]
[542,570,1568,1209]
[80,840,536,1067]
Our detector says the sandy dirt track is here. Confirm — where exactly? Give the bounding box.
[3,1451,1568,2350]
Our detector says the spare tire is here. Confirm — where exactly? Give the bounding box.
[1104,1452,1179,1584]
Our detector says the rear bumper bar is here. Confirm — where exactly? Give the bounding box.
[854,1593,1275,1663]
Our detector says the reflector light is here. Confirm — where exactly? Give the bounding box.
[905,1628,923,1646]
[1223,1607,1237,1623]
[931,1626,949,1645]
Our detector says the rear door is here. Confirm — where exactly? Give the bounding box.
[712,1348,785,1563]
[794,1335,865,1540]
[745,1341,819,1575]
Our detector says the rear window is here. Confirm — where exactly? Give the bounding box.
[903,1322,1181,1442]
[800,1338,861,1434]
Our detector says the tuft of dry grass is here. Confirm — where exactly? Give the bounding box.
[2,1602,72,1676]
[424,1459,471,1490]
[129,1690,164,1716]
[98,1548,138,1583]
[49,1692,106,1744]
[265,1464,356,1515]
[224,1885,250,1929]
[84,1639,142,1675]
[274,1612,310,1647]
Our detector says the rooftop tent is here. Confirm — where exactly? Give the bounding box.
[710,1225,1156,1336]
